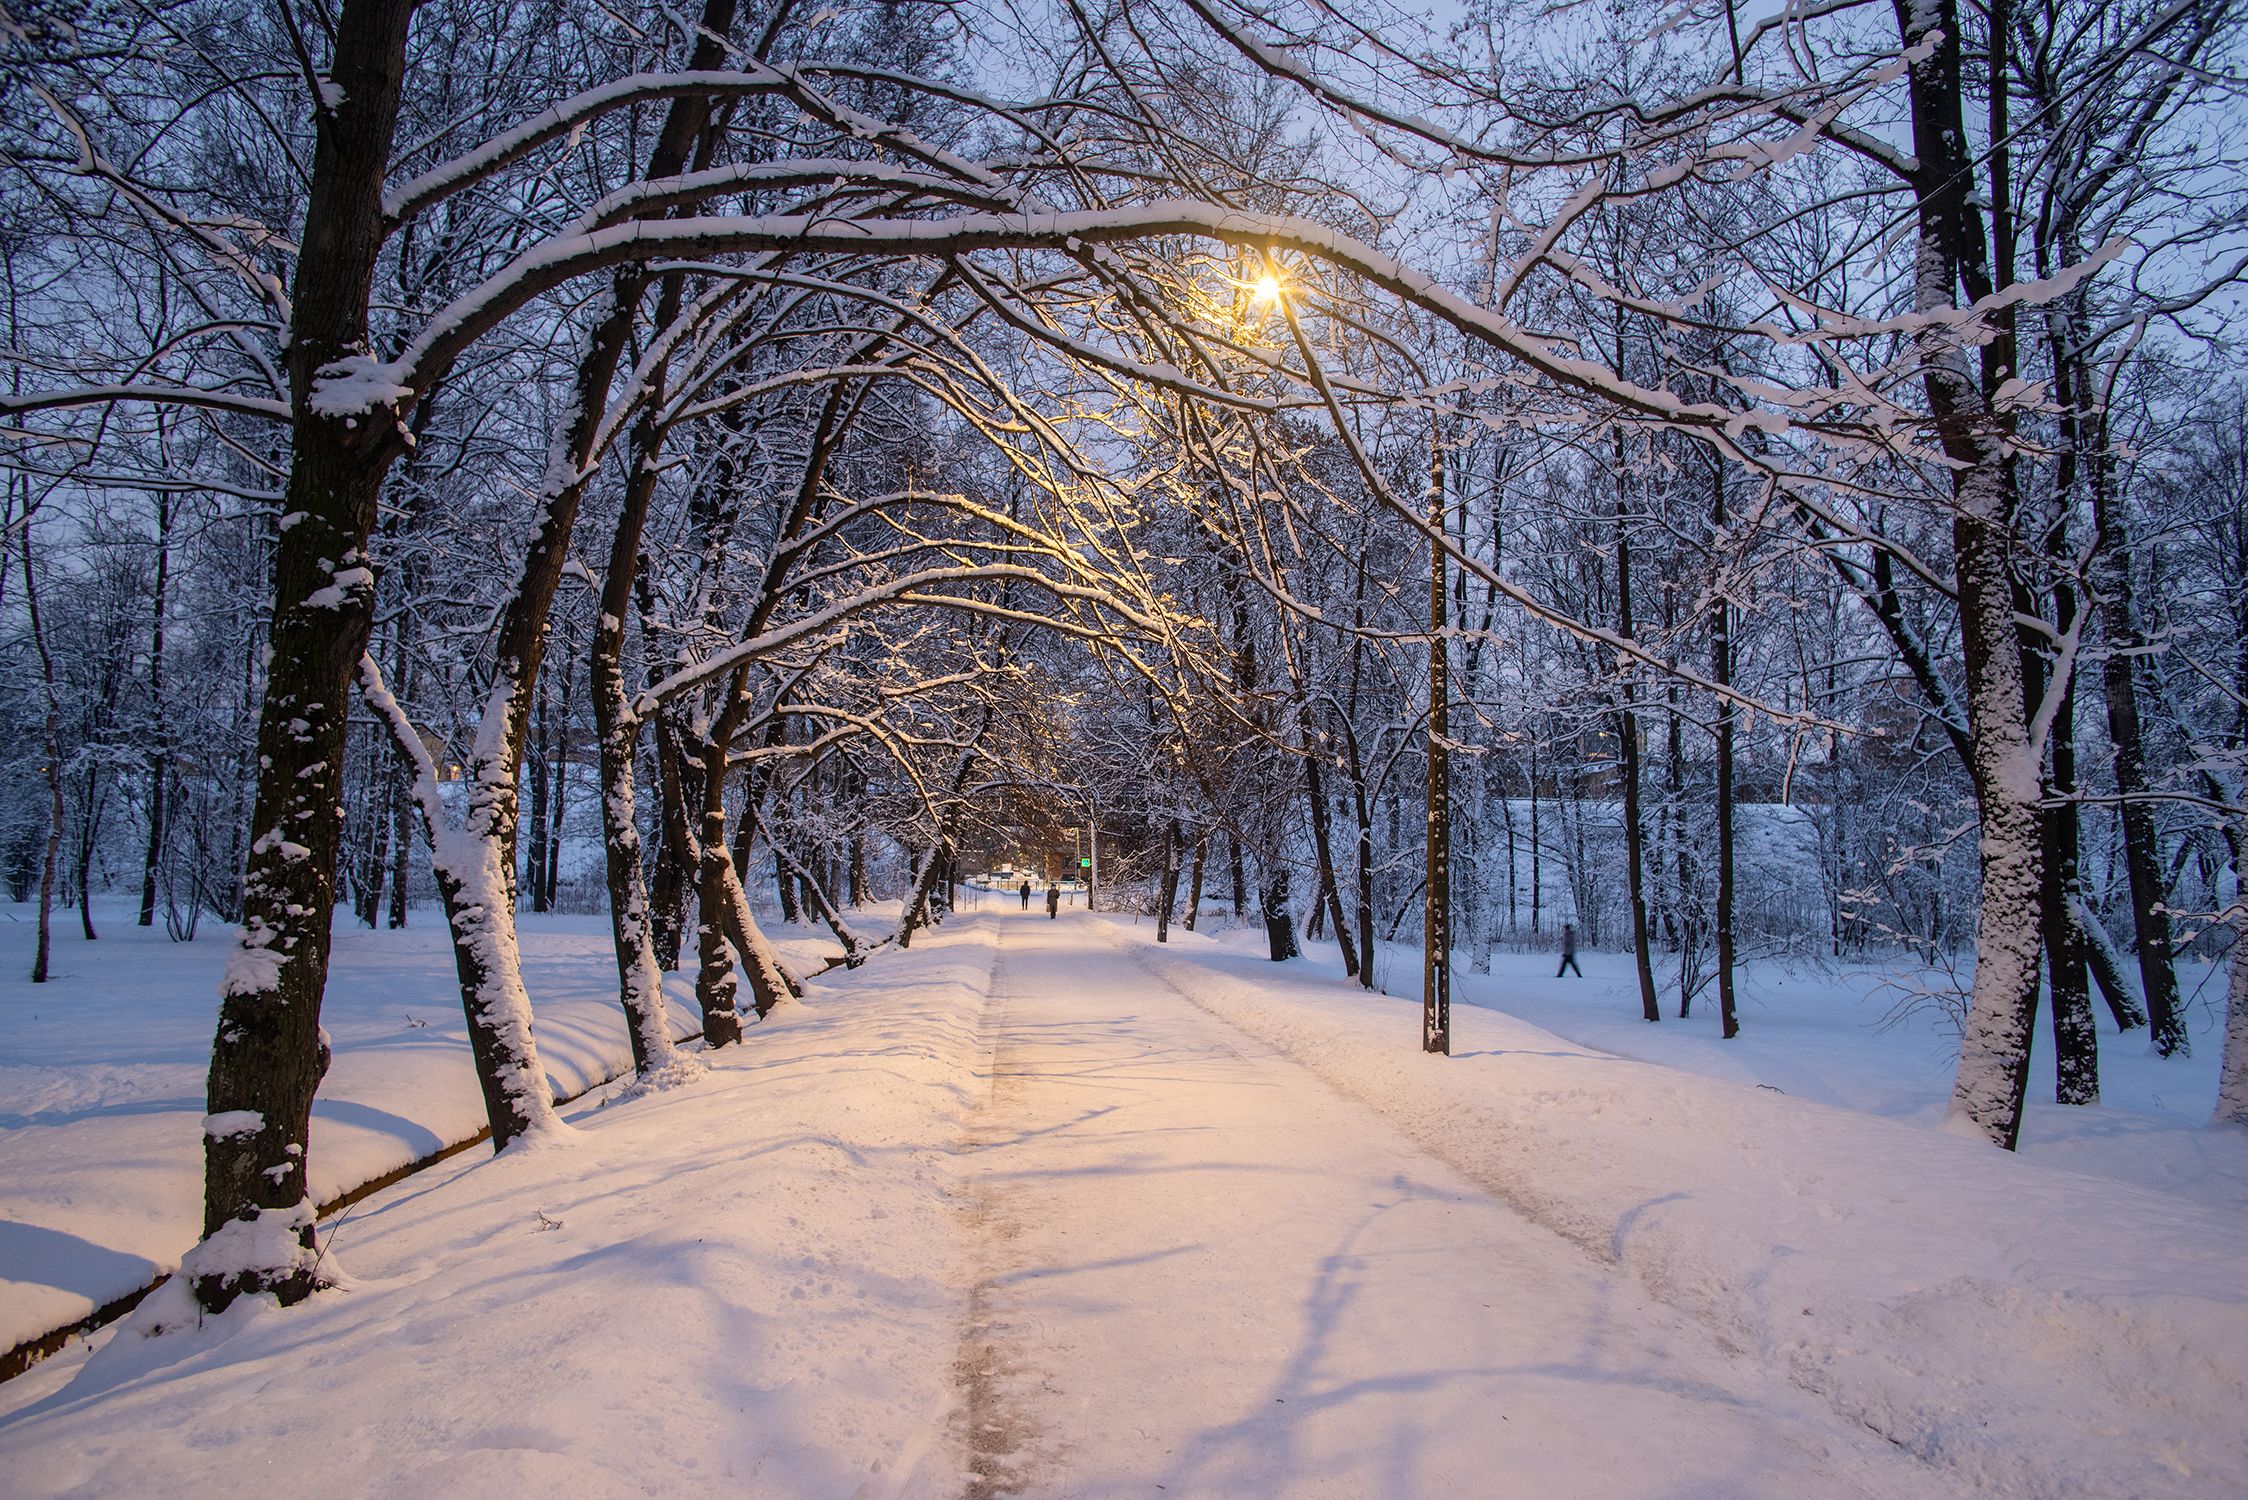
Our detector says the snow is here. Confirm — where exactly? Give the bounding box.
[306,354,412,418]
[962,919,1963,1498]
[3,906,2243,1497]
[0,914,992,1498]
[1424,939,2248,1212]
[198,1111,263,1140]
[0,903,776,1358]
[163,1201,317,1311]
[1124,917,2248,1498]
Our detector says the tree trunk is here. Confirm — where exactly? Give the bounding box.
[1614,463,1660,1025]
[2216,816,2248,1126]
[1424,450,1450,1055]
[192,0,418,1313]
[544,618,571,911]
[649,710,694,971]
[2090,475,2186,1055]
[1229,831,1246,919]
[1156,821,1181,943]
[21,518,62,983]
[139,492,172,928]
[588,402,689,1081]
[1529,734,1542,936]
[693,805,746,1049]
[1896,0,2046,1150]
[2038,559,2098,1103]
[773,833,865,963]
[1711,455,1740,1039]
[898,844,945,948]
[1304,734,1358,976]
[1182,834,1206,932]
[74,765,98,942]
[527,667,551,913]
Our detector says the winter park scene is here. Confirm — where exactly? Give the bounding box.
[3,0,2248,1495]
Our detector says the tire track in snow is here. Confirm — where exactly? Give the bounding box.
[952,914,1048,1500]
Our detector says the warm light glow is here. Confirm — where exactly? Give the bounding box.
[1251,272,1284,304]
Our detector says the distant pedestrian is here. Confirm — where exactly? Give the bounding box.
[1019,879,1031,910]
[1557,922,1582,978]
[1045,884,1060,919]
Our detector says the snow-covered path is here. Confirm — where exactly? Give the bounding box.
[961,913,1964,1499]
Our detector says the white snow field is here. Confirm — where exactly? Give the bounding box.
[2,904,2244,1498]
[0,905,839,1359]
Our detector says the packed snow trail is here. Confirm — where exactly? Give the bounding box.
[960,911,1966,1500]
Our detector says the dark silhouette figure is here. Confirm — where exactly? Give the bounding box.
[1019,880,1031,910]
[1557,922,1582,978]
[1045,884,1060,919]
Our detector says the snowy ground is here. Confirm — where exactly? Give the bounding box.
[0,913,989,1498]
[1282,924,2248,1212]
[0,901,848,1358]
[960,920,1963,1498]
[3,903,2244,1497]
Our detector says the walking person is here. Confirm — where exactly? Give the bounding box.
[1556,921,1583,978]
[1045,883,1060,919]
[1019,879,1031,910]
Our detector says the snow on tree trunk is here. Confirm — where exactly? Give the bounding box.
[428,774,567,1150]
[707,831,799,1021]
[591,658,692,1080]
[898,844,945,949]
[1942,466,2049,1151]
[589,397,692,1083]
[693,828,745,1050]
[1424,447,1450,1055]
[193,0,418,1312]
[2220,941,2248,1127]
[774,836,865,964]
[2073,898,2149,1033]
[1897,0,2048,1151]
[2217,819,2248,1127]
[358,663,565,1149]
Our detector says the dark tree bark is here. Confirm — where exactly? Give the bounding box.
[1156,821,1182,943]
[648,705,694,972]
[138,491,171,928]
[1229,831,1246,920]
[1424,448,1450,1055]
[2033,541,2099,1103]
[1710,454,1739,1039]
[1182,833,1205,932]
[1303,731,1358,976]
[2087,442,2186,1055]
[196,0,419,1311]
[527,665,552,913]
[386,631,414,930]
[74,765,98,942]
[1613,446,1660,1026]
[22,518,61,984]
[1265,870,1301,960]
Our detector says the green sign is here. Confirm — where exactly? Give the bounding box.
[1079,858,1092,868]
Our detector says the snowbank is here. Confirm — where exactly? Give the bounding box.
[0,907,841,1361]
[0,918,997,1498]
[1117,918,2248,1500]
